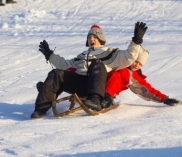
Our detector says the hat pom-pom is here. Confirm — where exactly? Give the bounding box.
[91,24,101,29]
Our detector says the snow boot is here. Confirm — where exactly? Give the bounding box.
[83,94,102,111]
[101,93,113,108]
[31,101,51,119]
[30,110,46,119]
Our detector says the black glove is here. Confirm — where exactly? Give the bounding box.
[39,40,53,61]
[163,96,181,106]
[132,22,148,45]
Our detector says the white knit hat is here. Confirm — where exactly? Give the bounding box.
[136,48,149,66]
[86,24,106,47]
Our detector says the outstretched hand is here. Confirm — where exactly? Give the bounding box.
[39,40,53,61]
[163,97,181,106]
[132,21,148,45]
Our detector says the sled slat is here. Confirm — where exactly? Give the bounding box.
[52,93,119,117]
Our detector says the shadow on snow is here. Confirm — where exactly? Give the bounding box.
[0,102,33,121]
[56,146,182,157]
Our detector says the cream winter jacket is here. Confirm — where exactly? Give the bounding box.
[49,41,142,75]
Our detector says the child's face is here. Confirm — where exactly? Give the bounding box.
[88,35,102,48]
[130,61,143,71]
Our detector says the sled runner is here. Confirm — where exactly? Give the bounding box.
[52,93,119,117]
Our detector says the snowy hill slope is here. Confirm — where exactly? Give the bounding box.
[0,0,182,156]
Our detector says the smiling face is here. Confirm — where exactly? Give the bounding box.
[129,60,143,71]
[87,34,102,48]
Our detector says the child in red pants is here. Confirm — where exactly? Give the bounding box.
[102,48,181,107]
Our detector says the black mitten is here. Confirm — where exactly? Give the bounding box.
[39,40,53,61]
[163,96,181,106]
[132,22,148,45]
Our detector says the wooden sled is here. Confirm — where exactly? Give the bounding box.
[52,93,119,117]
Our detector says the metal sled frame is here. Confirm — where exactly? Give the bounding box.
[52,93,119,117]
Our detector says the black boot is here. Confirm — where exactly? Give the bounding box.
[101,93,113,108]
[30,110,46,119]
[83,94,102,111]
[30,105,51,119]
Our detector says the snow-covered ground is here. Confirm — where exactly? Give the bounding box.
[0,0,182,156]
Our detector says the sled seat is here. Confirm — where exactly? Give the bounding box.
[52,93,119,117]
